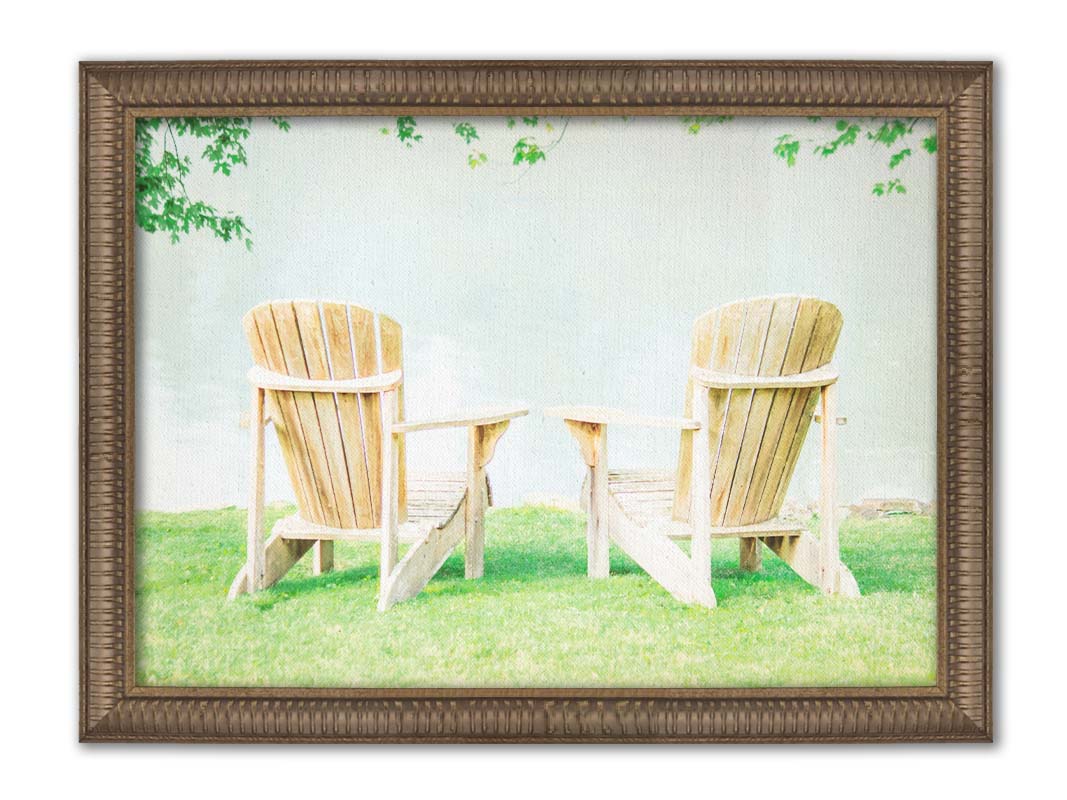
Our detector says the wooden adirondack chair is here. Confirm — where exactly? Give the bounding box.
[547,295,860,608]
[228,300,527,610]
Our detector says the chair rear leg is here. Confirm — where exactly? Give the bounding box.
[739,537,762,572]
[312,541,334,575]
[378,389,400,610]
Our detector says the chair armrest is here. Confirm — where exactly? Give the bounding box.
[390,405,528,434]
[544,405,700,430]
[247,365,403,393]
[690,363,838,389]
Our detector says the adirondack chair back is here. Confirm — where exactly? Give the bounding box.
[243,300,407,529]
[672,296,843,525]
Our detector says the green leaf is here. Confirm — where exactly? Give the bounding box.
[454,122,479,145]
[395,116,421,145]
[888,148,912,170]
[512,137,546,166]
[867,119,911,148]
[683,115,733,135]
[921,135,938,153]
[773,134,800,167]
[872,178,906,197]
[816,122,860,157]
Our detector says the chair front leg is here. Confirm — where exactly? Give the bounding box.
[465,420,510,579]
[246,386,267,593]
[378,389,400,606]
[563,420,609,578]
[818,381,839,593]
[689,388,713,591]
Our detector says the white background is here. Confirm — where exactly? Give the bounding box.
[1,2,1060,797]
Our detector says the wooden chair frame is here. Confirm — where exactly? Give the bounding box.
[548,363,859,608]
[230,364,525,611]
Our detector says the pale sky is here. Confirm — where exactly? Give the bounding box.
[135,114,938,510]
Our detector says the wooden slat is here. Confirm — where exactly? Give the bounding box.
[763,302,843,517]
[723,296,799,525]
[349,305,383,525]
[708,297,775,525]
[269,301,341,527]
[379,314,407,523]
[293,301,358,530]
[741,298,822,522]
[247,305,328,524]
[322,302,375,528]
[609,470,679,526]
[693,305,742,524]
[242,313,314,517]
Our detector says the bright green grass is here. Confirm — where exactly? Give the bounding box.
[135,506,936,688]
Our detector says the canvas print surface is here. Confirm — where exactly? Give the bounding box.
[134,114,937,688]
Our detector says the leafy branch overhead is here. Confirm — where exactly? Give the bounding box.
[683,115,732,134]
[135,113,935,250]
[772,117,938,197]
[134,116,290,249]
[380,115,566,173]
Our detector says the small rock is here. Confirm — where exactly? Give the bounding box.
[847,498,934,518]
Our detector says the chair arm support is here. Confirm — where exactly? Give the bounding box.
[389,405,528,434]
[544,405,700,430]
[247,365,403,394]
[238,409,272,429]
[547,406,696,470]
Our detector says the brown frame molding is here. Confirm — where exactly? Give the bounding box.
[80,60,992,742]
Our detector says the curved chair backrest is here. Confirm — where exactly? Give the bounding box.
[673,295,843,525]
[243,300,407,529]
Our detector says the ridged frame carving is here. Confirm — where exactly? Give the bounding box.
[80,61,992,742]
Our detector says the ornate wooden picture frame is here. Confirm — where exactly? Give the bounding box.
[80,60,992,742]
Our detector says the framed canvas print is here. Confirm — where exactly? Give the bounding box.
[80,60,992,742]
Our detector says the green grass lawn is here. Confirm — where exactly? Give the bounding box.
[135,505,936,688]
